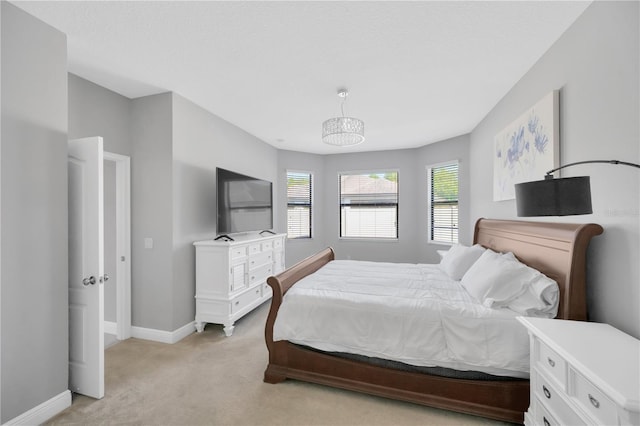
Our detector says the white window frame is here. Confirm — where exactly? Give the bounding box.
[338,169,399,241]
[286,170,313,239]
[427,161,459,245]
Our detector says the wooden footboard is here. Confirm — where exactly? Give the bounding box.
[264,247,335,382]
[263,219,603,423]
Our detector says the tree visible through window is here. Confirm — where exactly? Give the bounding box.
[287,171,312,239]
[339,171,398,239]
[428,162,459,244]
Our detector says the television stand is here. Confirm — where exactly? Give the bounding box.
[214,234,234,241]
[259,230,276,236]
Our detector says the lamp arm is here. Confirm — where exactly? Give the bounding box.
[545,160,640,179]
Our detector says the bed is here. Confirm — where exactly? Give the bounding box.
[263,218,603,423]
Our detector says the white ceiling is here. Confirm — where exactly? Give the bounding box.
[13,1,591,154]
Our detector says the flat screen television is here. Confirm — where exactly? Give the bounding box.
[216,167,273,237]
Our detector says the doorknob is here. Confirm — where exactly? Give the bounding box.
[100,274,110,283]
[82,276,96,286]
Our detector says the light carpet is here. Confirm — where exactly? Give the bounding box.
[47,303,510,425]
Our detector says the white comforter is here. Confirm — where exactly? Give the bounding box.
[273,260,531,378]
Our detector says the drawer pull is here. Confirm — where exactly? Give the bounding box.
[547,357,555,367]
[256,288,260,294]
[588,394,600,409]
[543,416,551,426]
[235,301,239,306]
[543,385,551,399]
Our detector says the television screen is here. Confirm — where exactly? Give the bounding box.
[216,168,273,235]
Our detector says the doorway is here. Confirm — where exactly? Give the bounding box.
[103,152,131,345]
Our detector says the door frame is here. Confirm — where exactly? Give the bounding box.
[104,152,132,340]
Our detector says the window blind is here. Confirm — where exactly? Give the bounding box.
[429,163,459,244]
[339,171,398,239]
[287,171,312,239]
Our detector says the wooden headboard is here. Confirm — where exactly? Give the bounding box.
[473,218,603,321]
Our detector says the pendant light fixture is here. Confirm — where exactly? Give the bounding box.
[322,89,365,146]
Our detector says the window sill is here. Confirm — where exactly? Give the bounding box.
[339,237,399,243]
[427,240,456,246]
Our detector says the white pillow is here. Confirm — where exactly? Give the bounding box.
[437,249,449,260]
[439,244,486,280]
[497,252,560,317]
[460,249,535,307]
[507,273,559,318]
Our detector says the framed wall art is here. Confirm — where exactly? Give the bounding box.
[493,90,559,201]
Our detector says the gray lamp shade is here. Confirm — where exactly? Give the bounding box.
[514,176,592,216]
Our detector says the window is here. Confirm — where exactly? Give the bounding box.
[286,171,312,239]
[428,162,459,244]
[339,171,398,239]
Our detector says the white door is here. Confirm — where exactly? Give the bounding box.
[68,137,105,399]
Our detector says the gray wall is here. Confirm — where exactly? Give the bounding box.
[1,3,68,422]
[322,149,420,263]
[130,93,175,331]
[68,83,281,332]
[68,74,131,156]
[469,1,640,338]
[68,75,131,328]
[171,93,279,329]
[277,135,469,266]
[68,75,133,327]
[416,134,471,263]
[277,150,327,266]
[69,77,177,332]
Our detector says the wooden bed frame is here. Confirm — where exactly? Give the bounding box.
[263,219,603,423]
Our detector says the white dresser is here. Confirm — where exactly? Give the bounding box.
[194,233,286,336]
[518,317,640,426]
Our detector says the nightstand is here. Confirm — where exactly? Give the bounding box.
[518,317,639,426]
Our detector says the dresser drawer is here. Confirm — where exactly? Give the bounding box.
[248,251,273,270]
[249,263,273,285]
[231,245,248,259]
[536,338,567,390]
[230,287,261,314]
[248,243,262,255]
[571,369,618,426]
[261,240,273,251]
[534,371,584,426]
[534,397,558,426]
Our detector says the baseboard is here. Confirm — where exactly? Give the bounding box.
[104,320,117,335]
[5,390,71,425]
[131,321,196,344]
[170,321,197,343]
